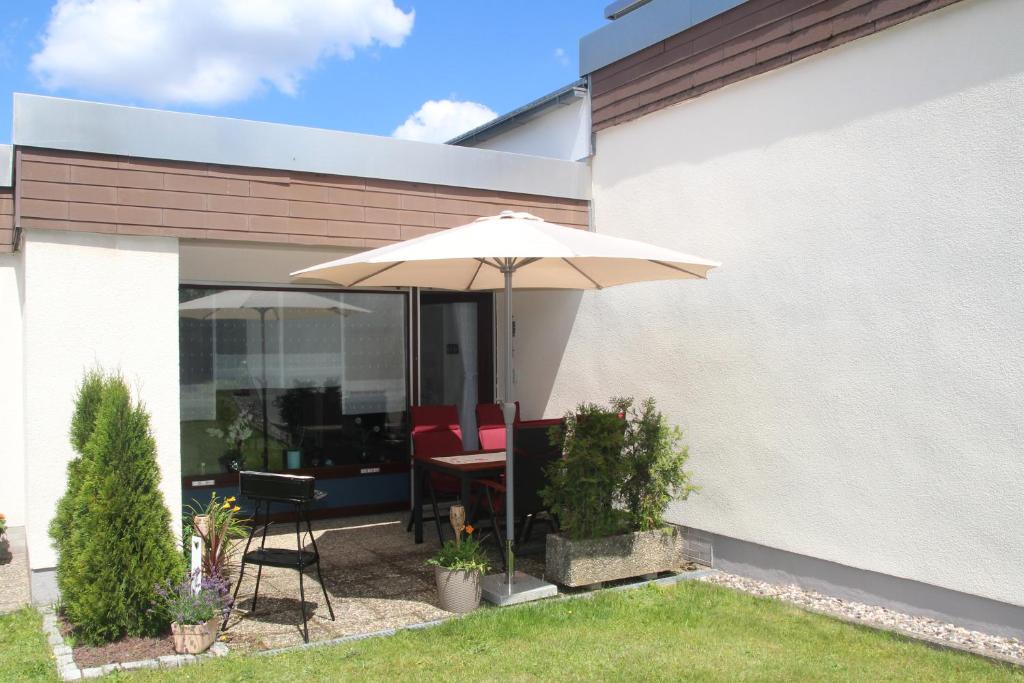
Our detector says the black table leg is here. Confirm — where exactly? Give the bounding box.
[414,462,424,544]
[460,474,471,509]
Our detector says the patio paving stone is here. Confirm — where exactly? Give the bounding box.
[220,512,455,651]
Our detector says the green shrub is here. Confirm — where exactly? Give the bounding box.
[63,374,181,644]
[617,397,698,532]
[542,397,697,540]
[542,402,630,540]
[50,368,109,606]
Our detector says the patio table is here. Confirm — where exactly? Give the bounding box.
[413,450,505,543]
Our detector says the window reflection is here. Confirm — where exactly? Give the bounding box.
[179,287,408,476]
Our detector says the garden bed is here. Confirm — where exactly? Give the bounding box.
[59,615,176,669]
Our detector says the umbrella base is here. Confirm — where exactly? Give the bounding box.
[481,571,557,606]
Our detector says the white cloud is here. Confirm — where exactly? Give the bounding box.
[30,0,415,106]
[554,47,569,67]
[392,99,497,143]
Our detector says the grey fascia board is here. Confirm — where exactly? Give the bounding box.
[580,0,745,76]
[12,94,590,200]
[0,144,11,187]
[447,80,587,147]
[604,0,654,20]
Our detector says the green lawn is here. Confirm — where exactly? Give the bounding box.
[0,608,59,682]
[4,582,1022,682]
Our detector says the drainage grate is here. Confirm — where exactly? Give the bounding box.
[681,528,714,567]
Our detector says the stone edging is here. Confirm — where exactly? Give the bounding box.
[40,607,229,680]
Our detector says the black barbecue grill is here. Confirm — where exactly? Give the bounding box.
[223,471,335,642]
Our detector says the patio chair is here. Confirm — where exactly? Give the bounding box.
[407,404,465,543]
[225,471,335,644]
[475,401,521,450]
[474,419,564,571]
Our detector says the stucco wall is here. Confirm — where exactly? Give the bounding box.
[22,229,181,570]
[528,0,1024,606]
[470,95,592,162]
[0,253,25,526]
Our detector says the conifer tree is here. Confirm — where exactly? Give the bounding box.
[49,368,108,606]
[64,375,180,643]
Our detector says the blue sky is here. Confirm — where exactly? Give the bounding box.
[0,1,608,144]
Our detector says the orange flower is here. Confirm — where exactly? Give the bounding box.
[464,525,474,535]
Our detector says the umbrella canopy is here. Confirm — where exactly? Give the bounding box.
[292,210,720,601]
[179,289,371,318]
[290,211,719,289]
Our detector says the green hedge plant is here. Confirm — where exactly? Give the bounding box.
[617,396,698,532]
[542,402,630,540]
[62,374,181,644]
[49,368,108,607]
[542,397,697,540]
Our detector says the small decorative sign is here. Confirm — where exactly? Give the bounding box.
[191,479,215,487]
[190,536,202,595]
[360,467,381,475]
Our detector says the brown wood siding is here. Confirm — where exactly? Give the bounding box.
[591,0,965,131]
[15,148,589,248]
[0,188,13,253]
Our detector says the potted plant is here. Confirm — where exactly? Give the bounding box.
[0,513,10,564]
[276,385,314,468]
[151,572,232,654]
[542,397,698,588]
[206,406,254,473]
[187,492,247,581]
[426,525,490,613]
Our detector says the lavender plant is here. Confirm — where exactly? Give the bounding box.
[151,571,233,626]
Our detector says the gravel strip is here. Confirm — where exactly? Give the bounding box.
[701,573,1024,664]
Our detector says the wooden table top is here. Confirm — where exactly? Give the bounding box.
[417,449,506,473]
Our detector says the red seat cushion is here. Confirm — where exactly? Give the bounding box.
[476,402,520,450]
[411,405,461,436]
[411,405,464,494]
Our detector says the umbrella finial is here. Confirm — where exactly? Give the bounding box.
[482,210,542,222]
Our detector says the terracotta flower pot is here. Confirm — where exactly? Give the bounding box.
[434,566,482,613]
[171,616,220,654]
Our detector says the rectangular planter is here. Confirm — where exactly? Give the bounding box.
[545,527,682,588]
[171,617,220,654]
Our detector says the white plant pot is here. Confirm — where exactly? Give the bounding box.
[434,566,483,613]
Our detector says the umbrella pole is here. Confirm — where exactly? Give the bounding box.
[502,264,516,590]
[480,260,555,605]
[260,309,269,471]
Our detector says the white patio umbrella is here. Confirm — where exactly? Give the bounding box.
[291,210,720,602]
[180,290,370,470]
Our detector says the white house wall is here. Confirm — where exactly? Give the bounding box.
[22,229,181,571]
[0,252,25,527]
[471,96,592,162]
[527,0,1024,608]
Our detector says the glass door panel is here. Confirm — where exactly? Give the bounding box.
[420,293,494,450]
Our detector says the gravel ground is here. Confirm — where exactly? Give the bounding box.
[0,526,31,614]
[701,573,1024,663]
